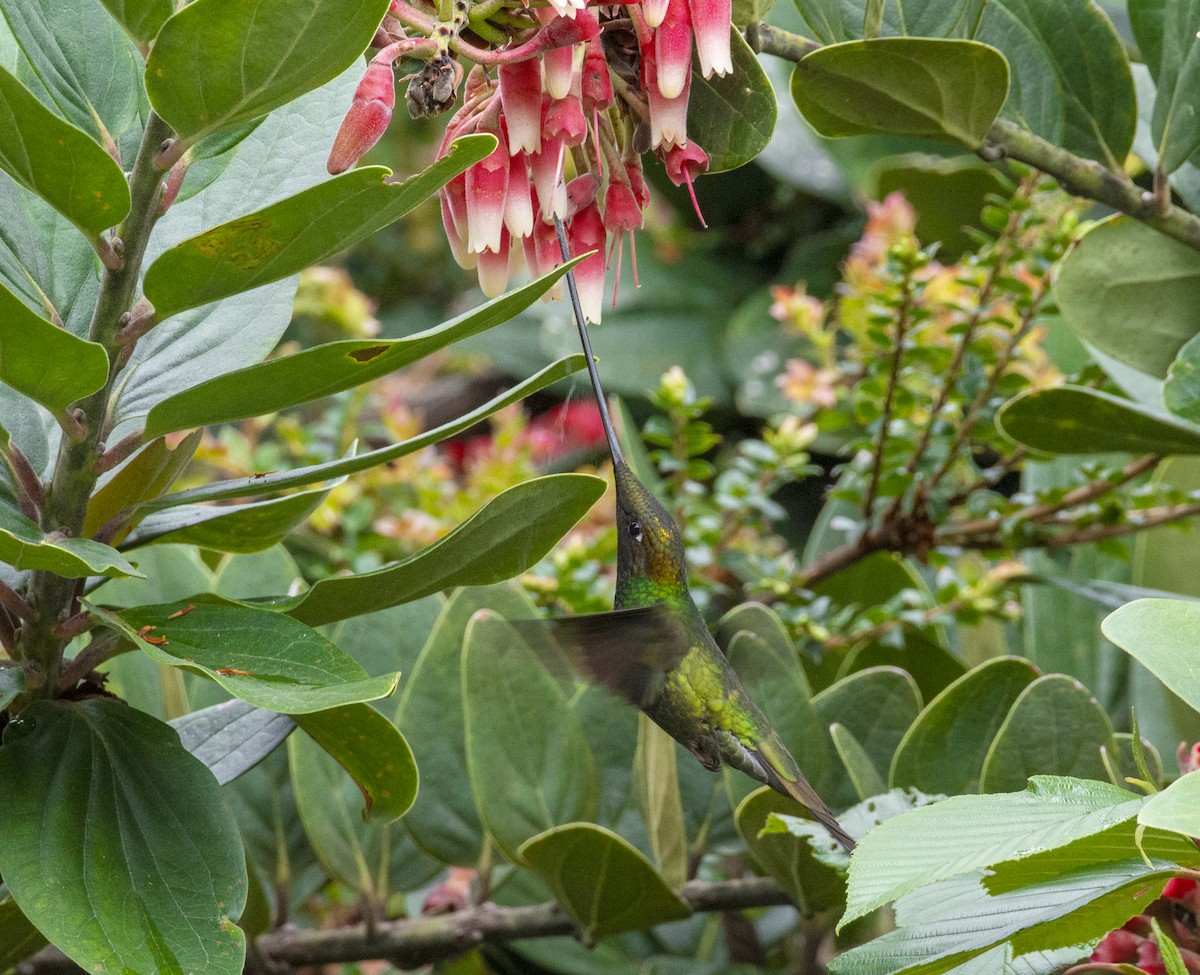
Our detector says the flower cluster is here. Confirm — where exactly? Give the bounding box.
[1090,880,1200,974]
[329,0,733,319]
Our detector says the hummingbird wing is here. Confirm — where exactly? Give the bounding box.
[503,604,691,709]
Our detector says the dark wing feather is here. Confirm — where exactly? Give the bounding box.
[502,605,690,708]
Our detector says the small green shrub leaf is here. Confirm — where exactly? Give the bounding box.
[1165,331,1200,422]
[830,723,887,801]
[463,614,597,862]
[83,431,202,542]
[636,717,688,889]
[142,138,496,326]
[1140,771,1200,841]
[96,0,173,46]
[0,667,25,712]
[89,600,400,713]
[0,65,130,236]
[890,657,1038,794]
[0,503,142,578]
[790,38,1009,147]
[293,704,417,823]
[168,699,295,786]
[843,776,1142,930]
[1148,1,1200,173]
[998,386,1200,455]
[519,824,691,941]
[145,0,390,143]
[687,31,776,172]
[0,699,247,975]
[146,243,570,434]
[1103,598,1200,715]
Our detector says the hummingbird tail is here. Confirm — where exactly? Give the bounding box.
[750,735,856,853]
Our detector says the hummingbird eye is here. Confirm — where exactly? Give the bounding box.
[628,519,642,541]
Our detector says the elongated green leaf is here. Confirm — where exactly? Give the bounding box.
[139,356,586,511]
[0,699,247,975]
[143,138,495,325]
[1140,771,1200,839]
[169,699,295,786]
[0,64,129,236]
[463,614,597,862]
[636,716,687,889]
[687,32,776,172]
[0,503,142,578]
[980,676,1115,794]
[1056,215,1200,378]
[831,723,887,801]
[1165,331,1200,422]
[88,600,400,713]
[146,247,570,433]
[0,283,108,413]
[1149,0,1200,173]
[127,483,336,553]
[97,0,172,46]
[519,824,691,941]
[0,895,46,973]
[975,0,1135,168]
[293,704,417,823]
[84,431,202,541]
[735,787,844,913]
[1103,598,1200,714]
[841,776,1142,928]
[397,585,535,865]
[790,38,1009,147]
[998,386,1200,455]
[145,0,390,143]
[890,657,1038,794]
[285,473,604,626]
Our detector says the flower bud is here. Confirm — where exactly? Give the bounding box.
[327,58,396,174]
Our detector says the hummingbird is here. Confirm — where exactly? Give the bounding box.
[539,218,855,853]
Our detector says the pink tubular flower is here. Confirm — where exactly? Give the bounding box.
[499,59,543,155]
[642,0,670,28]
[580,39,613,116]
[566,201,607,323]
[688,0,733,78]
[465,137,510,254]
[654,0,693,100]
[440,176,477,270]
[504,156,535,239]
[530,132,568,219]
[662,141,709,226]
[643,46,690,148]
[327,56,397,174]
[476,229,512,296]
[545,95,588,147]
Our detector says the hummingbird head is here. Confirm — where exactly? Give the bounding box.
[613,461,688,592]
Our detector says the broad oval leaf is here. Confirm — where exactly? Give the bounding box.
[293,704,417,823]
[1165,331,1200,423]
[88,600,400,713]
[687,31,776,172]
[998,386,1200,455]
[790,38,1009,147]
[0,283,108,414]
[636,716,687,889]
[890,657,1039,794]
[0,699,247,975]
[980,675,1115,794]
[0,503,142,578]
[285,473,605,627]
[1056,215,1200,378]
[518,823,691,941]
[97,0,173,46]
[1148,0,1200,173]
[1103,597,1200,715]
[142,138,496,325]
[1139,770,1200,839]
[145,0,390,143]
[169,698,295,786]
[463,613,597,862]
[146,247,571,434]
[0,65,130,236]
[841,776,1144,930]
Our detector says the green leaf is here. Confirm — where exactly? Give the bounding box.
[145,0,390,143]
[97,0,173,46]
[89,600,400,713]
[397,585,535,865]
[998,386,1200,455]
[1103,732,1164,790]
[1153,917,1190,975]
[142,138,496,325]
[735,786,844,913]
[975,0,1135,168]
[0,64,129,238]
[0,503,142,578]
[518,824,691,942]
[0,895,46,973]
[636,716,688,889]
[138,356,587,511]
[814,667,921,808]
[146,244,567,433]
[842,631,966,704]
[0,282,108,414]
[1138,771,1200,838]
[284,473,605,627]
[687,31,777,173]
[1149,0,1200,173]
[84,431,202,541]
[169,699,295,785]
[0,699,247,975]
[831,723,887,801]
[841,776,1142,928]
[980,675,1116,794]
[1165,331,1200,422]
[463,613,597,862]
[0,666,25,712]
[1056,215,1200,378]
[1103,597,1200,715]
[790,38,1009,147]
[292,704,417,824]
[890,657,1039,794]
